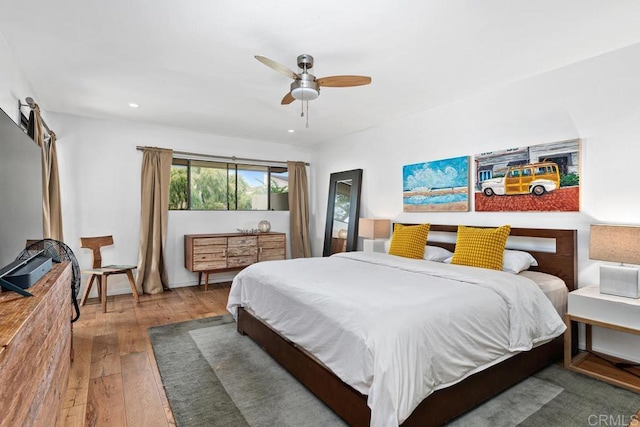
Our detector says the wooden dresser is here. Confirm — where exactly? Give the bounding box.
[184,232,286,289]
[0,262,72,427]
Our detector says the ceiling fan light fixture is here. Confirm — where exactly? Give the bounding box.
[290,75,319,101]
[291,87,319,101]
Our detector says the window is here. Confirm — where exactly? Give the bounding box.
[478,170,492,182]
[169,159,189,210]
[536,166,548,175]
[169,158,288,211]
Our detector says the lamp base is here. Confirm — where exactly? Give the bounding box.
[363,239,386,253]
[599,265,639,299]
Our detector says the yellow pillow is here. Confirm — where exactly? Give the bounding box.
[451,225,511,270]
[389,223,430,259]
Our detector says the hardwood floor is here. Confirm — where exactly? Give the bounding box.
[62,283,231,427]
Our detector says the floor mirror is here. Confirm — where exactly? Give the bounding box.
[323,169,363,257]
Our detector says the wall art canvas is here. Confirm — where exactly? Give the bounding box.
[474,138,580,212]
[403,156,470,212]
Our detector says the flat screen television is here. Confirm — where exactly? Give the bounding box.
[0,107,42,268]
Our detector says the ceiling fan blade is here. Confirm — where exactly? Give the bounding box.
[317,75,372,87]
[281,92,295,105]
[255,55,299,80]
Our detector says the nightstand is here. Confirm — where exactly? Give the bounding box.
[564,285,640,392]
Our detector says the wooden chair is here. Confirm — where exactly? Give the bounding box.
[79,235,138,313]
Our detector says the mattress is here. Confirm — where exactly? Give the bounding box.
[227,252,566,427]
[519,270,568,316]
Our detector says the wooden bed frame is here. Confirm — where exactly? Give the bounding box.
[237,225,577,426]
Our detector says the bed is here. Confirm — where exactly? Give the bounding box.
[227,225,577,426]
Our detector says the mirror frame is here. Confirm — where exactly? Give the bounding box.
[323,169,363,257]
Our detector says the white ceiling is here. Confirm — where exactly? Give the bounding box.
[1,1,640,146]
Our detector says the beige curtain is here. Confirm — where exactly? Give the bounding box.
[30,106,64,241]
[136,147,173,294]
[287,161,311,258]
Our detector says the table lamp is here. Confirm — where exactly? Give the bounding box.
[359,218,391,253]
[589,224,640,298]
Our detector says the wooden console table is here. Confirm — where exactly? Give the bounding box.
[0,262,72,427]
[184,232,286,290]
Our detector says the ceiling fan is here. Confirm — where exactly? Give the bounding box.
[254,54,371,127]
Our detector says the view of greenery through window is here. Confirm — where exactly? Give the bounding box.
[333,182,352,222]
[169,158,288,211]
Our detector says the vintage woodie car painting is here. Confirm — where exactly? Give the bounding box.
[481,161,560,197]
[474,139,580,212]
[403,155,470,212]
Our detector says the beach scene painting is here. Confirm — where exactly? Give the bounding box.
[403,156,470,212]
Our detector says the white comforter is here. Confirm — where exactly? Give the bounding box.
[227,252,566,427]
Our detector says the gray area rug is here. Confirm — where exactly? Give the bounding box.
[148,316,640,427]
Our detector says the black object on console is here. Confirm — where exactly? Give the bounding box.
[3,255,52,290]
[0,250,47,297]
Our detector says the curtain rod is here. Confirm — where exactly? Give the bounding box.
[18,98,53,135]
[135,146,309,166]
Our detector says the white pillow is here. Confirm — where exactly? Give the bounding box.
[423,245,453,262]
[443,249,538,273]
[502,250,538,274]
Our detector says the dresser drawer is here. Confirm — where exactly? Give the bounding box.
[259,248,285,261]
[228,236,257,248]
[258,234,285,245]
[228,236,257,258]
[228,255,257,268]
[193,243,226,256]
[193,237,227,247]
[193,259,227,271]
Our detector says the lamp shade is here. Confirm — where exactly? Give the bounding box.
[359,218,391,239]
[590,224,640,264]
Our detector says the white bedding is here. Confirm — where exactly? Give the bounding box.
[227,252,566,427]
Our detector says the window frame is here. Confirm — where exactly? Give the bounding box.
[169,158,288,211]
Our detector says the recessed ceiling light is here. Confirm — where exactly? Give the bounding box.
[288,129,295,133]
[129,103,139,108]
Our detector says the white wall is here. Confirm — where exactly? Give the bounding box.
[0,33,35,120]
[47,112,310,295]
[311,42,640,362]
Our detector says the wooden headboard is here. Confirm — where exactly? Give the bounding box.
[396,224,577,291]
